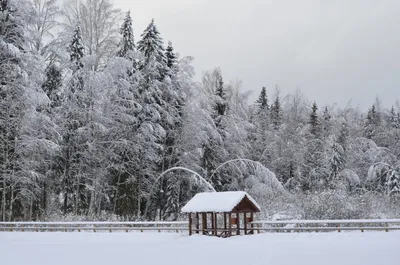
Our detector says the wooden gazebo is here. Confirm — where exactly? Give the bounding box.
[181,191,261,237]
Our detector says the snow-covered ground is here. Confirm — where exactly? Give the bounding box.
[1,232,398,265]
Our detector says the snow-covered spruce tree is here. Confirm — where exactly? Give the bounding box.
[387,167,400,197]
[130,19,170,218]
[251,87,270,162]
[256,87,269,112]
[157,41,188,220]
[321,106,332,139]
[165,41,177,78]
[328,137,346,187]
[270,93,282,130]
[54,24,87,214]
[42,62,62,108]
[303,102,328,191]
[201,68,228,191]
[309,102,320,137]
[163,177,180,220]
[105,16,141,219]
[137,19,167,81]
[389,106,399,129]
[364,104,381,139]
[69,24,84,73]
[117,11,135,59]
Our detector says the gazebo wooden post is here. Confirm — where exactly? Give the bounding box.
[202,213,207,235]
[214,213,218,236]
[224,213,227,230]
[188,213,192,236]
[195,213,200,234]
[211,212,215,235]
[236,212,240,235]
[244,212,248,235]
[228,212,232,237]
[250,212,254,234]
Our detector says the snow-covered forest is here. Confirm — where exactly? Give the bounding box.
[0,0,399,222]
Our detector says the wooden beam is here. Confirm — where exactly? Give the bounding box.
[188,213,192,236]
[250,212,254,235]
[196,213,200,234]
[211,212,215,236]
[202,213,207,235]
[228,212,232,237]
[236,213,240,236]
[214,213,217,236]
[244,212,247,235]
[224,213,227,230]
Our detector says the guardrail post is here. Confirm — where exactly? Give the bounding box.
[360,224,364,233]
[385,223,389,232]
[337,224,341,233]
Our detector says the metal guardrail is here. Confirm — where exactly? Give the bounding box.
[0,221,188,233]
[251,219,400,233]
[1,219,399,233]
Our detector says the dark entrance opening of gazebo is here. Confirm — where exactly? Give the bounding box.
[181,191,261,238]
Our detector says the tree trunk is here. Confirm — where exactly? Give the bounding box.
[9,185,13,222]
[137,176,141,219]
[1,178,6,221]
[113,173,121,215]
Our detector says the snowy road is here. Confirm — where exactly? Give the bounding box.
[1,232,399,265]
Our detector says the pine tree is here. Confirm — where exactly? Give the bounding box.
[256,87,269,113]
[213,70,227,126]
[55,24,88,214]
[42,63,62,108]
[329,139,345,184]
[270,95,282,130]
[69,24,84,72]
[163,177,180,220]
[321,106,332,138]
[387,167,400,196]
[165,41,177,77]
[322,106,331,121]
[117,11,135,59]
[364,105,382,139]
[309,102,320,136]
[137,19,167,80]
[389,106,399,129]
[201,69,228,191]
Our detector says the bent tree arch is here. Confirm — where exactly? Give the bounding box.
[144,167,216,218]
[208,158,286,194]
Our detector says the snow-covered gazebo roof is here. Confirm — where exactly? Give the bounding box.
[181,191,261,213]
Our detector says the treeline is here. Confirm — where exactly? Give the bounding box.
[0,0,399,221]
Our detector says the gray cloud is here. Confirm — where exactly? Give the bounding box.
[113,0,400,109]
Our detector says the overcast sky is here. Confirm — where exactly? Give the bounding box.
[112,0,400,110]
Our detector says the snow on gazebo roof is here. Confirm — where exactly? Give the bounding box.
[181,191,261,213]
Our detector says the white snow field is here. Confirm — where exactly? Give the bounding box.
[1,232,399,265]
